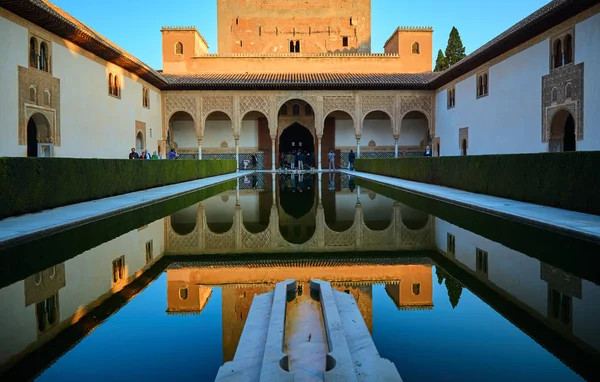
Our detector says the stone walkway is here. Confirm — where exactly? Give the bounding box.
[0,171,251,248]
[341,170,600,243]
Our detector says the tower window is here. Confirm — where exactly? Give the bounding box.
[342,37,349,47]
[175,42,184,55]
[412,42,420,54]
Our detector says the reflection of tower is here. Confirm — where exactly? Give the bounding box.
[385,265,434,310]
[24,264,66,336]
[221,285,274,363]
[333,284,373,333]
[166,280,213,315]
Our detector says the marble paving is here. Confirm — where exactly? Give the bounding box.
[0,171,253,248]
[341,170,600,243]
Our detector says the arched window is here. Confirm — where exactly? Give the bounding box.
[280,104,288,116]
[553,39,562,69]
[412,42,420,54]
[295,40,300,53]
[477,75,483,97]
[179,287,189,300]
[565,83,572,99]
[175,42,184,55]
[29,86,36,103]
[305,104,312,115]
[109,73,114,95]
[290,40,295,53]
[551,87,558,102]
[412,283,421,295]
[39,42,48,72]
[292,104,300,116]
[29,37,38,68]
[44,90,51,106]
[564,34,573,64]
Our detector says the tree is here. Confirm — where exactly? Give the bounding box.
[434,49,447,72]
[444,27,467,67]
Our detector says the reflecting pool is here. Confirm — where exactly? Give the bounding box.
[0,173,598,381]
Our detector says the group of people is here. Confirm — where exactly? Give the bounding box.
[128,148,179,160]
[280,150,313,171]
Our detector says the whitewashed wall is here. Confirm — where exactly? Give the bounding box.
[335,119,396,147]
[435,217,600,351]
[0,16,28,157]
[172,120,196,149]
[434,13,600,155]
[204,120,235,148]
[399,117,429,146]
[0,14,162,159]
[203,194,236,224]
[575,13,600,151]
[0,219,165,367]
[240,120,258,148]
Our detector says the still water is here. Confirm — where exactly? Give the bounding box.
[0,173,598,381]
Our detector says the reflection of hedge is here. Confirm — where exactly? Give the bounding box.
[0,158,237,219]
[355,152,600,215]
[0,180,236,288]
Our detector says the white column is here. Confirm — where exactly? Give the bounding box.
[356,137,361,158]
[318,172,322,204]
[271,173,276,199]
[236,181,240,204]
[318,137,322,171]
[197,138,203,160]
[394,138,398,158]
[271,138,276,171]
[235,138,240,172]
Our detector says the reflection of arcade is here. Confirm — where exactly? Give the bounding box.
[278,173,316,244]
[165,259,434,363]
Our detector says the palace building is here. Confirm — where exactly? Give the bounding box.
[0,0,598,168]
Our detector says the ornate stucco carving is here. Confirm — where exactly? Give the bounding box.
[323,96,356,120]
[201,96,234,122]
[18,66,61,146]
[399,95,432,121]
[542,62,584,142]
[165,95,197,122]
[361,95,395,121]
[239,96,270,119]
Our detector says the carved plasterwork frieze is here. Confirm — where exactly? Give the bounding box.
[399,95,432,120]
[165,95,197,122]
[201,96,234,122]
[542,62,584,142]
[18,66,60,146]
[239,96,270,119]
[361,95,395,121]
[323,96,356,120]
[276,95,318,111]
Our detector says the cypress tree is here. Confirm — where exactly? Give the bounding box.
[434,49,447,72]
[444,26,467,67]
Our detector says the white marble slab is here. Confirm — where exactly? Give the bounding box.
[342,170,600,242]
[0,171,252,247]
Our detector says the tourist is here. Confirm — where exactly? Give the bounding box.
[349,176,356,193]
[402,149,407,158]
[168,149,178,159]
[424,145,432,157]
[151,151,159,159]
[348,150,356,171]
[251,152,258,169]
[297,151,304,171]
[290,151,296,170]
[328,150,335,171]
[129,148,139,159]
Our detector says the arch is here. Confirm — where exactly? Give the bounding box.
[549,109,576,152]
[362,192,394,231]
[553,39,562,68]
[292,104,300,116]
[39,42,48,72]
[279,104,288,116]
[204,194,235,233]
[29,37,38,68]
[277,97,316,113]
[322,110,353,171]
[399,110,430,152]
[305,104,313,115]
[279,122,314,156]
[113,75,120,97]
[202,109,233,126]
[295,40,301,53]
[278,174,317,244]
[136,131,144,154]
[240,188,271,233]
[551,87,558,102]
[44,90,51,106]
[565,83,572,99]
[170,204,198,235]
[108,73,114,95]
[29,86,36,103]
[179,287,189,300]
[169,111,197,155]
[277,99,317,168]
[400,204,429,230]
[289,40,294,53]
[412,283,421,296]
[175,42,184,55]
[411,42,420,54]
[26,113,52,157]
[564,34,573,64]
[241,110,270,170]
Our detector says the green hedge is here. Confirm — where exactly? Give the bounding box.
[0,158,237,219]
[355,152,600,215]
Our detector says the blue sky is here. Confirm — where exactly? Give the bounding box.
[50,0,550,70]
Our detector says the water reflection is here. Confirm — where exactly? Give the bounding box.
[167,173,434,254]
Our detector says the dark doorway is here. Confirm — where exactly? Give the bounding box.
[27,118,38,157]
[461,139,467,156]
[563,114,576,152]
[279,122,315,155]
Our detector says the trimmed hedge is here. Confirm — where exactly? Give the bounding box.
[0,158,237,219]
[355,151,600,215]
